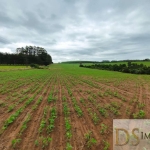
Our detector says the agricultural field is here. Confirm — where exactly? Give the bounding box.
[0,65,31,71]
[0,64,150,150]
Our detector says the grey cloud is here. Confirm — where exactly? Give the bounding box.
[20,11,64,34]
[0,11,15,28]
[0,36,10,44]
[0,0,150,62]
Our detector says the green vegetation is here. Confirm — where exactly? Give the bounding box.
[0,65,31,71]
[39,107,48,133]
[12,139,21,148]
[103,140,110,150]
[65,118,72,139]
[47,107,57,133]
[0,63,150,149]
[88,108,100,125]
[82,62,150,74]
[41,137,52,148]
[35,140,39,146]
[19,114,31,135]
[66,143,73,150]
[133,110,146,119]
[48,90,56,103]
[72,97,83,117]
[100,123,108,135]
[30,63,40,69]
[84,131,97,148]
[99,108,107,117]
[0,45,52,66]
[3,107,24,130]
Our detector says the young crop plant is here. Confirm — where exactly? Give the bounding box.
[72,97,83,117]
[43,107,48,118]
[19,114,31,135]
[68,88,72,97]
[110,106,120,116]
[92,113,100,125]
[18,95,28,104]
[39,107,48,133]
[63,103,70,117]
[31,86,39,93]
[103,91,109,97]
[47,107,57,133]
[48,91,56,103]
[126,107,131,116]
[133,110,146,119]
[99,107,107,117]
[11,92,18,97]
[138,102,145,109]
[21,88,30,94]
[113,91,119,97]
[111,101,120,109]
[39,119,46,134]
[7,105,15,112]
[2,107,24,130]
[66,130,72,139]
[35,140,39,146]
[66,142,73,150]
[100,123,108,135]
[88,108,100,125]
[62,96,67,101]
[80,98,84,103]
[37,136,52,149]
[74,104,83,117]
[12,139,21,148]
[98,92,104,98]
[24,97,34,108]
[65,118,72,139]
[120,96,127,102]
[42,137,52,149]
[92,93,97,98]
[0,100,5,107]
[32,96,43,110]
[103,140,110,150]
[88,96,93,102]
[84,131,97,148]
[108,102,121,116]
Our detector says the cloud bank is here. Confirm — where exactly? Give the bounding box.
[0,0,150,62]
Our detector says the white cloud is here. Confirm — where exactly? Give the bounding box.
[0,48,12,53]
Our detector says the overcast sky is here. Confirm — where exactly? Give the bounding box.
[0,0,150,62]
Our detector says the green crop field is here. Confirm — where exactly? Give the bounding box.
[0,65,31,71]
[0,64,150,150]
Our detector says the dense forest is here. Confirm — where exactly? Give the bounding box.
[81,62,150,75]
[0,52,53,66]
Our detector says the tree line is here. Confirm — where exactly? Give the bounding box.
[61,59,150,64]
[0,52,53,66]
[80,62,150,75]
